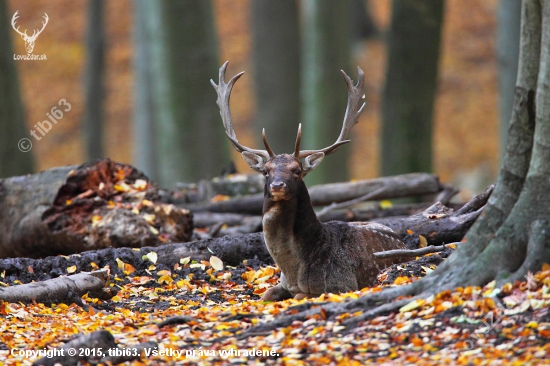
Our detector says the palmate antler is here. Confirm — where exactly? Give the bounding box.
[211,61,365,163]
[210,61,275,162]
[294,67,365,159]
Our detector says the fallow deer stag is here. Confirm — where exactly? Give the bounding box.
[211,61,407,301]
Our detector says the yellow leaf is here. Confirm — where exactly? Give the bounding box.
[143,214,156,224]
[158,275,173,285]
[209,256,224,271]
[380,200,393,209]
[115,258,125,269]
[111,295,123,302]
[114,182,131,192]
[157,270,171,276]
[67,265,77,274]
[418,235,427,248]
[399,299,425,313]
[180,257,191,265]
[142,252,158,264]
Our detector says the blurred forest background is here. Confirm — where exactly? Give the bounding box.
[0,0,520,200]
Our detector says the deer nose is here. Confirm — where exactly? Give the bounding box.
[270,181,286,192]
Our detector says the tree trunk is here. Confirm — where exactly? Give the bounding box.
[497,0,522,161]
[250,0,301,154]
[380,0,445,176]
[83,0,105,160]
[148,0,229,187]
[0,0,35,178]
[300,0,352,185]
[132,0,158,181]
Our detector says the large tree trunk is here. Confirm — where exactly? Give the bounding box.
[250,0,301,154]
[132,0,158,181]
[380,0,445,176]
[300,0,352,185]
[148,0,229,187]
[83,0,106,160]
[0,0,35,178]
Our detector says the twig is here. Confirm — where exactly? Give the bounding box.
[316,186,387,219]
[373,242,460,259]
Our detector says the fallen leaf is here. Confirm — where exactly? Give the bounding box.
[210,256,224,271]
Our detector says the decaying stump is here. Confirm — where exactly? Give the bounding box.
[0,159,193,259]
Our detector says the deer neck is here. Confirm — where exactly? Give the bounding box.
[262,180,323,258]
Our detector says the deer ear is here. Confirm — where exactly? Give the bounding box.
[302,152,325,175]
[242,152,266,173]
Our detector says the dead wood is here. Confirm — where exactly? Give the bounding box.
[374,185,494,249]
[0,270,113,305]
[374,242,460,259]
[32,330,157,366]
[0,159,193,259]
[184,173,443,215]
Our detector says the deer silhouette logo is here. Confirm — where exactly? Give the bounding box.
[11,11,49,54]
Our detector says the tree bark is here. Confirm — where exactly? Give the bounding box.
[380,0,445,176]
[251,0,301,154]
[83,0,105,160]
[300,0,352,185]
[0,270,112,305]
[148,0,229,187]
[0,0,35,178]
[132,0,158,181]
[497,0,522,161]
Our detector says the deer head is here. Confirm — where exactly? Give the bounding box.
[210,61,365,199]
[11,11,49,54]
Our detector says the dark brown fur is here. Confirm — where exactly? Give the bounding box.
[260,155,406,301]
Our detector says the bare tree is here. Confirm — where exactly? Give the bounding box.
[300,0,352,185]
[146,0,230,187]
[380,0,445,176]
[0,0,34,178]
[83,0,106,160]
[132,0,158,181]
[250,0,301,154]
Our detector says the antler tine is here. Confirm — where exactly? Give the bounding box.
[297,67,366,159]
[293,123,302,158]
[211,61,272,161]
[262,129,275,158]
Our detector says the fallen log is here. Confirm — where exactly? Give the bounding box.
[0,159,193,259]
[0,270,113,305]
[375,185,494,249]
[184,173,443,214]
[0,188,491,289]
[374,242,460,259]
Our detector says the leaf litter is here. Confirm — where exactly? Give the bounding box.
[1,249,550,365]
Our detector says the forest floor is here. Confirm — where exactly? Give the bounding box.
[1,247,549,365]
